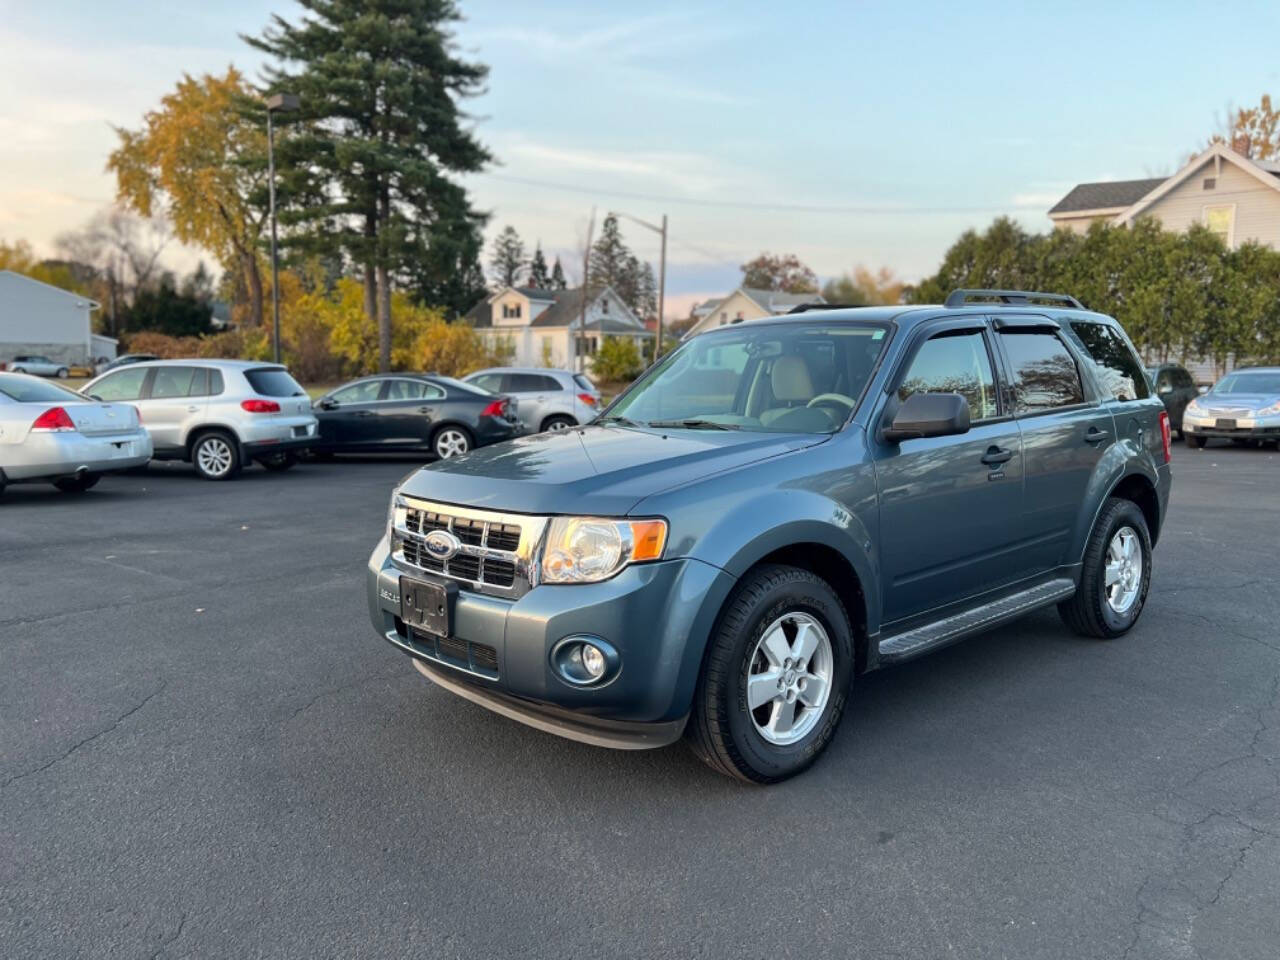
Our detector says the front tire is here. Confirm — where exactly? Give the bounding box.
[56,367,69,379]
[258,452,298,472]
[191,432,240,481]
[1058,497,1152,639]
[541,415,576,433]
[689,564,853,784]
[432,425,472,459]
[1188,435,1207,449]
[53,472,100,493]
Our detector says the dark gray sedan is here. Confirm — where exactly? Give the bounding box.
[311,374,521,459]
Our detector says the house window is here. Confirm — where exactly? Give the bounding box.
[1203,205,1235,247]
[1202,177,1216,190]
[502,303,522,319]
[601,298,608,314]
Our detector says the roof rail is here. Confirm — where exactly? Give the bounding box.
[786,302,862,314]
[944,289,1084,310]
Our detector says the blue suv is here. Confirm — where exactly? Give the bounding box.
[367,289,1172,783]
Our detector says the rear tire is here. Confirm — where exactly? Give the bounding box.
[689,564,853,784]
[191,431,240,481]
[541,415,576,433]
[432,425,472,459]
[1188,435,1207,449]
[53,473,100,493]
[1058,497,1152,639]
[258,452,298,472]
[56,367,69,379]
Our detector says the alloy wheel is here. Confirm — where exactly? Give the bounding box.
[435,428,469,459]
[1104,525,1143,614]
[747,612,834,746]
[197,437,234,478]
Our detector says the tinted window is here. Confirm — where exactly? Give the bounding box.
[0,375,84,403]
[505,373,558,392]
[898,331,998,420]
[1068,321,1149,401]
[573,374,596,392]
[92,368,148,401]
[1000,332,1085,413]
[244,368,306,397]
[384,379,427,401]
[331,380,383,404]
[150,366,198,399]
[209,370,224,396]
[187,367,211,397]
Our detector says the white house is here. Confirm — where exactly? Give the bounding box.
[0,270,111,366]
[465,285,652,372]
[682,286,825,339]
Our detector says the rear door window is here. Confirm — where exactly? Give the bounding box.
[384,379,427,401]
[898,330,998,421]
[150,366,198,399]
[469,373,503,393]
[91,368,149,401]
[244,368,306,397]
[999,331,1086,413]
[504,373,552,393]
[1067,321,1150,401]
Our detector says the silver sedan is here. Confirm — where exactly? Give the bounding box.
[0,372,152,495]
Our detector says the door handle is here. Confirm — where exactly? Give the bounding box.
[1085,426,1110,444]
[418,406,432,414]
[354,410,374,417]
[981,446,1013,466]
[187,406,198,413]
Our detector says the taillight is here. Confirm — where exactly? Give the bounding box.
[1159,411,1171,463]
[577,392,597,407]
[240,399,281,413]
[31,406,76,432]
[481,398,508,418]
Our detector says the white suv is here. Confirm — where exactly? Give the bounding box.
[81,359,318,480]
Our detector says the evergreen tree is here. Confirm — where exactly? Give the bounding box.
[246,0,491,371]
[488,225,526,288]
[549,256,567,290]
[527,243,550,289]
[588,214,629,293]
[636,261,658,320]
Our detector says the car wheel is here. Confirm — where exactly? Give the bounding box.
[258,452,298,472]
[433,426,471,459]
[10,367,24,374]
[57,367,69,379]
[1188,435,1207,449]
[191,432,240,481]
[1058,497,1152,639]
[689,564,853,784]
[541,415,576,433]
[53,472,100,493]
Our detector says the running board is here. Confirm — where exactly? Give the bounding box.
[878,578,1076,663]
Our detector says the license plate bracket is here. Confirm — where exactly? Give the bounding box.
[400,576,455,638]
[1216,418,1237,430]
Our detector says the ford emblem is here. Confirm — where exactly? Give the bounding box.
[423,529,461,561]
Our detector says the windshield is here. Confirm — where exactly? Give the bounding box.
[605,321,889,433]
[1212,371,1280,395]
[0,374,85,404]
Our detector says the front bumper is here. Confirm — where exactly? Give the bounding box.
[366,536,735,748]
[1183,412,1280,440]
[3,430,153,481]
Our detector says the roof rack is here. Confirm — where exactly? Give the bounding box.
[944,289,1084,310]
[785,302,861,314]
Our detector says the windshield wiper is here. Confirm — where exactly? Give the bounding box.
[595,415,643,427]
[646,418,741,430]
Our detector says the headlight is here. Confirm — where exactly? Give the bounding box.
[386,491,403,539]
[1186,399,1206,417]
[1257,400,1280,416]
[540,516,667,584]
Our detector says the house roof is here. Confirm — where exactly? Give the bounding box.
[740,287,826,313]
[1047,178,1167,216]
[0,269,101,309]
[463,286,652,335]
[1116,142,1280,224]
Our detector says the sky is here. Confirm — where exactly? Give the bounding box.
[2,0,1279,316]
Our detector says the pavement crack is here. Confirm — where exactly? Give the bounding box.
[1,683,166,791]
[148,911,187,960]
[284,672,401,723]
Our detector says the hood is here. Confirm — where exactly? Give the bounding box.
[1201,393,1280,413]
[397,424,821,516]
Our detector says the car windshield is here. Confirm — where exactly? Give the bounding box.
[244,367,307,397]
[0,374,85,403]
[1212,371,1280,395]
[605,321,889,433]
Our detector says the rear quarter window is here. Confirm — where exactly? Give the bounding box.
[244,368,306,397]
[1067,321,1150,401]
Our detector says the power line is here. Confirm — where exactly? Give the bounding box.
[479,172,1024,216]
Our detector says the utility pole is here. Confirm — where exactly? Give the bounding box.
[609,210,667,362]
[578,208,595,374]
[265,92,299,364]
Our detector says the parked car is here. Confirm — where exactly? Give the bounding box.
[366,288,1171,783]
[80,359,317,480]
[463,367,600,433]
[0,372,152,496]
[312,374,520,460]
[95,353,159,375]
[5,355,69,378]
[1181,366,1280,448]
[1145,363,1199,439]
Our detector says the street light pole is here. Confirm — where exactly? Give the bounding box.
[264,93,299,365]
[610,210,667,361]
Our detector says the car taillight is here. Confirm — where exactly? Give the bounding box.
[31,406,76,432]
[481,399,507,418]
[577,392,598,407]
[240,399,281,413]
[1159,411,1171,463]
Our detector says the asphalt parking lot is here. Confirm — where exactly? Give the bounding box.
[2,444,1278,959]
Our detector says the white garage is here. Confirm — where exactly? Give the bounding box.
[0,269,105,367]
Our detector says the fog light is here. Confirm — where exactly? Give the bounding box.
[581,643,606,679]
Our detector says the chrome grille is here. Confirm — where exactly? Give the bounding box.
[392,497,546,598]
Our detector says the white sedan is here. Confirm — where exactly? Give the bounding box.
[0,372,152,496]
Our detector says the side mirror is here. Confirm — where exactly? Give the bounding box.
[1158,383,1173,396]
[1197,385,1209,395]
[883,392,971,443]
[319,398,338,410]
